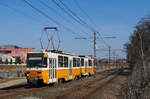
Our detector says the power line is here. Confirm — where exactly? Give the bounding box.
[23,0,83,37]
[53,0,111,49]
[0,2,46,25]
[58,0,96,32]
[74,0,122,61]
[52,0,103,54]
[38,0,91,36]
[53,0,96,32]
[52,0,84,27]
[58,0,110,48]
[97,32,110,47]
[38,0,71,25]
[71,0,112,48]
[52,0,94,37]
[24,0,112,56]
[73,0,99,29]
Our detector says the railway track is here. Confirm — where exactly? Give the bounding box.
[51,69,122,99]
[0,85,49,99]
[0,69,122,99]
[0,74,89,98]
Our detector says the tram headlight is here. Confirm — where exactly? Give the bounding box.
[37,74,41,78]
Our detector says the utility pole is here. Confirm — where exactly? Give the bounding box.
[75,32,97,59]
[93,32,97,75]
[93,32,97,68]
[108,46,111,64]
[94,32,96,58]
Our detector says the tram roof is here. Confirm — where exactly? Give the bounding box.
[28,50,76,56]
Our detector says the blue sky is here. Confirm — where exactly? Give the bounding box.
[0,0,150,58]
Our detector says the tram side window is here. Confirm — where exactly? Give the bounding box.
[88,60,92,66]
[73,58,76,67]
[91,60,93,66]
[64,57,68,67]
[93,60,95,66]
[77,58,80,67]
[58,56,63,67]
[49,59,52,66]
[81,59,84,66]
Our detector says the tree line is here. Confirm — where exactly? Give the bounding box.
[123,16,150,99]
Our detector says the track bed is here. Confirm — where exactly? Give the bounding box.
[0,69,128,99]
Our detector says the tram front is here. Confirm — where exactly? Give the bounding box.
[25,52,49,85]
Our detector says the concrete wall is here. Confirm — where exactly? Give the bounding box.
[0,72,25,78]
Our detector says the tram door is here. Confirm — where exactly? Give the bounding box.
[85,61,88,75]
[49,58,56,82]
[69,60,72,79]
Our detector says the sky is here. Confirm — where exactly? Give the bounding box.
[0,0,150,59]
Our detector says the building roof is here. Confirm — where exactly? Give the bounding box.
[0,49,34,52]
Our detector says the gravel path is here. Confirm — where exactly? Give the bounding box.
[0,78,26,89]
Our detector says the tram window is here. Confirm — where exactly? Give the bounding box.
[58,56,63,67]
[81,59,84,66]
[93,61,94,66]
[49,59,52,66]
[88,60,92,66]
[64,57,68,67]
[43,58,47,66]
[77,58,80,67]
[73,58,76,67]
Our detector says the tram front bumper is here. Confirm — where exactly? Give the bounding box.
[27,78,43,85]
[28,78,38,84]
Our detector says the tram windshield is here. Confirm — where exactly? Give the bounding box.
[27,53,47,68]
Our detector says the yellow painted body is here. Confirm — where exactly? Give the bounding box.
[56,69,69,81]
[88,67,94,75]
[26,67,96,84]
[26,70,49,84]
[42,70,49,83]
[94,67,96,73]
[81,67,85,76]
[72,68,80,79]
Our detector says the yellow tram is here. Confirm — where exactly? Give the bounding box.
[25,50,95,85]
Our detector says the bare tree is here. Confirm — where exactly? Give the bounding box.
[123,16,150,99]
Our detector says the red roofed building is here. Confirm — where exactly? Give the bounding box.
[0,45,34,63]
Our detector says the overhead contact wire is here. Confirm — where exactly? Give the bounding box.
[23,0,82,37]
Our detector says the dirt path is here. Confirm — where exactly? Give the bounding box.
[89,75,127,99]
[0,78,26,89]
